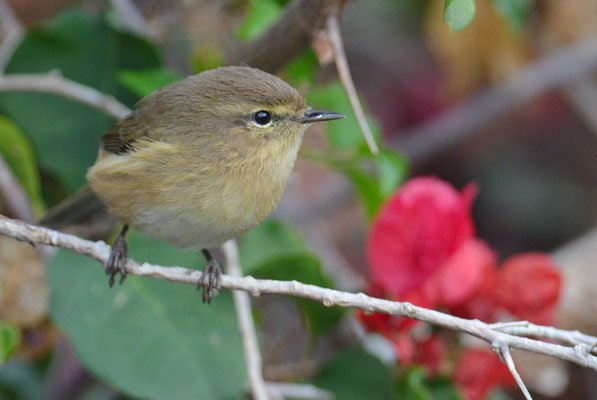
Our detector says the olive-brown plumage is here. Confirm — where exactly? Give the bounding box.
[85,66,343,302]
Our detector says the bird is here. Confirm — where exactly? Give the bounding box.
[52,66,344,303]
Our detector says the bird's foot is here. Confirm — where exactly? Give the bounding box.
[197,259,222,304]
[106,227,128,287]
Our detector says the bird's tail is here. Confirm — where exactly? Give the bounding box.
[38,186,113,233]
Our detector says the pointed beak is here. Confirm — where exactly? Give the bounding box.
[299,109,345,124]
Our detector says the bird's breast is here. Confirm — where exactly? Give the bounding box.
[88,135,302,249]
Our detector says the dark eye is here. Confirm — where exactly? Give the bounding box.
[253,110,271,125]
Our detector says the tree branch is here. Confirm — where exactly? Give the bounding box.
[491,321,597,353]
[0,0,24,72]
[1,214,597,371]
[493,342,532,400]
[108,0,155,39]
[226,0,340,73]
[396,34,597,163]
[0,153,33,222]
[223,240,269,400]
[0,72,131,119]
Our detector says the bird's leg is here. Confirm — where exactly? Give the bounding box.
[106,225,129,287]
[197,248,222,304]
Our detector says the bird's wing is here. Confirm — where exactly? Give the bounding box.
[100,111,152,155]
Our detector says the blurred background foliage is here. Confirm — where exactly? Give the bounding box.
[0,0,596,399]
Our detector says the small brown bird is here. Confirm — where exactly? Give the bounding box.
[69,66,343,302]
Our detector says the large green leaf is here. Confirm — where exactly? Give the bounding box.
[0,9,161,193]
[0,115,44,215]
[48,231,245,400]
[240,220,344,334]
[313,347,396,400]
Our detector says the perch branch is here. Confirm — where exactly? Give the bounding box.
[226,0,340,73]
[0,72,131,119]
[326,6,379,155]
[1,215,597,372]
[223,240,269,400]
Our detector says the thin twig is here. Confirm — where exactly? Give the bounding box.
[0,153,33,222]
[0,0,24,72]
[265,382,334,400]
[396,34,597,163]
[1,215,597,372]
[491,321,597,353]
[0,72,131,119]
[326,7,379,155]
[223,240,269,400]
[493,342,533,400]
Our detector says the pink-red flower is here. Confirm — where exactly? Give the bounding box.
[494,253,561,325]
[454,349,515,400]
[359,176,563,399]
[367,177,477,300]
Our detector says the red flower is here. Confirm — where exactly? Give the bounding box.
[413,336,445,375]
[453,349,515,400]
[423,238,497,308]
[368,177,477,298]
[494,253,561,325]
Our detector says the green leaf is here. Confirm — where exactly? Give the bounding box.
[394,368,432,400]
[284,49,318,87]
[0,115,44,215]
[344,167,384,219]
[491,0,531,32]
[307,81,384,151]
[0,9,161,193]
[313,347,396,400]
[0,361,44,400]
[240,219,307,272]
[443,0,476,32]
[117,68,183,98]
[240,220,344,334]
[375,149,409,200]
[48,231,245,400]
[0,322,20,363]
[321,148,408,220]
[428,376,461,400]
[307,82,363,150]
[236,0,283,40]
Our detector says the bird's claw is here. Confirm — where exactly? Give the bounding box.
[197,260,222,304]
[106,235,128,287]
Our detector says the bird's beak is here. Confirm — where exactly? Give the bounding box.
[299,109,345,124]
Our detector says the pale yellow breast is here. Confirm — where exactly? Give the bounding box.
[87,135,302,249]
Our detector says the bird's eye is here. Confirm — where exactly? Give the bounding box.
[253,110,271,126]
